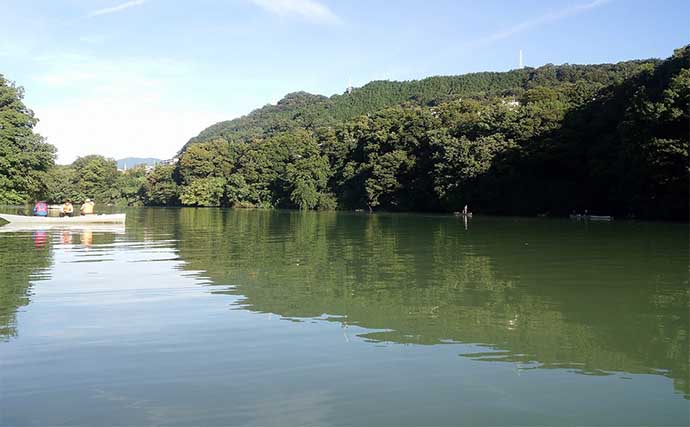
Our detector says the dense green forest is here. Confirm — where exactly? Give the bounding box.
[182,59,654,149]
[167,46,689,220]
[0,47,687,219]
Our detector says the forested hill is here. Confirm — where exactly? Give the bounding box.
[1,48,687,220]
[161,47,687,220]
[183,59,657,150]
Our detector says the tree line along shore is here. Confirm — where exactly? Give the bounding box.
[1,46,687,220]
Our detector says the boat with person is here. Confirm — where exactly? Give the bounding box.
[0,213,126,224]
[569,214,613,221]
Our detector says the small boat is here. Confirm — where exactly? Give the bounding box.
[0,223,126,234]
[569,214,613,221]
[589,215,613,221]
[0,213,126,224]
[453,211,473,218]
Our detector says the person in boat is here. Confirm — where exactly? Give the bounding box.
[33,201,48,217]
[462,205,468,215]
[80,198,95,215]
[61,200,74,217]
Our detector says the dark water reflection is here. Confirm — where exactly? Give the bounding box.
[0,208,688,426]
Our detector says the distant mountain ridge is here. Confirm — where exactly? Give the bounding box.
[116,157,161,169]
[181,58,657,152]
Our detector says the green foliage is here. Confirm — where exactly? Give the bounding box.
[433,134,517,209]
[41,156,152,207]
[225,173,254,207]
[143,164,179,206]
[546,45,690,219]
[43,165,79,203]
[173,47,690,218]
[175,129,336,209]
[116,166,147,206]
[0,75,56,204]
[167,47,687,219]
[177,139,232,185]
[3,48,687,219]
[182,59,658,151]
[69,155,120,203]
[286,154,332,210]
[179,177,226,206]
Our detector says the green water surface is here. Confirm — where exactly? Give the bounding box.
[0,208,688,426]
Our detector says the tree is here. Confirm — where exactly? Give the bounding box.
[177,138,232,185]
[43,165,79,203]
[70,155,119,203]
[432,133,516,210]
[179,177,226,206]
[117,166,147,206]
[143,164,179,206]
[0,75,55,204]
[286,154,332,210]
[225,173,253,208]
[150,46,689,219]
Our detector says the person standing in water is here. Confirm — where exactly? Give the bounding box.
[80,199,95,215]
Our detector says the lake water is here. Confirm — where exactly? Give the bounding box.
[0,208,688,426]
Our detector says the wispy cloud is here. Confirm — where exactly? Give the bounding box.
[88,0,147,18]
[250,0,341,25]
[471,0,611,45]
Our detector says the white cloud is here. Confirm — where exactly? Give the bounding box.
[470,0,612,46]
[35,95,227,164]
[250,0,341,25]
[88,0,147,18]
[29,55,229,163]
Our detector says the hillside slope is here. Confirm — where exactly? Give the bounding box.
[182,59,656,151]
[153,48,688,219]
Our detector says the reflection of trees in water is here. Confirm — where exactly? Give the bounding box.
[0,230,119,340]
[170,209,689,398]
[0,233,52,339]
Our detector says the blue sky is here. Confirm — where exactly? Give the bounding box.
[1,0,687,163]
